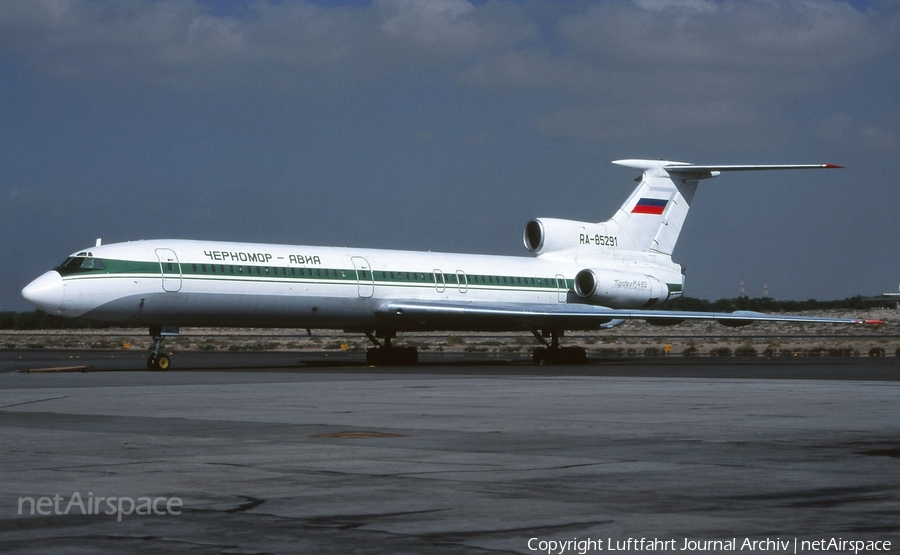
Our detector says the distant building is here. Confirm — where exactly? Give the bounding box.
[869,286,900,309]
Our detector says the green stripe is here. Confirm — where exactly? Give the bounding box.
[61,257,570,291]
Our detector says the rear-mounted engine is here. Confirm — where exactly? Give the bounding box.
[524,218,615,255]
[573,268,666,308]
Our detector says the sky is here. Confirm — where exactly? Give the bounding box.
[1,0,898,311]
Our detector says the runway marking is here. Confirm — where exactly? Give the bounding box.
[311,431,406,439]
[26,365,90,373]
[0,395,68,409]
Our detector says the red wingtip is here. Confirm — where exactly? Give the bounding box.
[824,164,845,169]
[862,319,885,325]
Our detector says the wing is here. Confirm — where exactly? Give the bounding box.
[375,300,883,330]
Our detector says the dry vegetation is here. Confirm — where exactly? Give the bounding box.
[2,309,897,358]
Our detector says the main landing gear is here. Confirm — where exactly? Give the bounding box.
[365,331,418,366]
[147,325,176,370]
[531,329,588,365]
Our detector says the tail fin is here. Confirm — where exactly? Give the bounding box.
[608,160,842,255]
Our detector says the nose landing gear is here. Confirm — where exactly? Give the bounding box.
[147,325,178,370]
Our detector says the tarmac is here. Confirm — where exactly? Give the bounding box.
[1,350,898,554]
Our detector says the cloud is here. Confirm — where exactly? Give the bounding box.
[453,1,897,141]
[535,99,771,141]
[0,0,536,89]
[634,0,718,12]
[1,0,895,150]
[554,0,885,91]
[817,112,900,154]
[379,0,478,48]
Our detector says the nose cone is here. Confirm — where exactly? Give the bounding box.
[22,271,65,313]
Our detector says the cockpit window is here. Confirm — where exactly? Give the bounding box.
[56,256,107,275]
[82,257,106,270]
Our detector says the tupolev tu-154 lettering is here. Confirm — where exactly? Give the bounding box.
[22,159,883,369]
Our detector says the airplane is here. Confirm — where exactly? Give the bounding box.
[21,159,883,369]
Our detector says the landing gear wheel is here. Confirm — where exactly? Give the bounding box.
[531,329,587,365]
[147,354,171,370]
[560,346,587,365]
[366,346,418,366]
[366,348,381,366]
[156,354,171,370]
[364,331,418,366]
[402,346,418,365]
[532,346,587,365]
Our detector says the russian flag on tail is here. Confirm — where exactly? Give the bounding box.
[631,198,668,215]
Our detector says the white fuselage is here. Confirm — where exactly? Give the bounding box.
[23,238,684,332]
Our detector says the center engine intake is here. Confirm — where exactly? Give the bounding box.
[524,218,617,255]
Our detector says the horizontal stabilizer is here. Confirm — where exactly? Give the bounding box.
[613,159,843,181]
[664,163,843,179]
[665,163,843,172]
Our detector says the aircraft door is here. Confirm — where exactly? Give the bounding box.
[456,271,467,293]
[434,270,445,293]
[155,249,182,292]
[351,257,374,298]
[556,274,568,303]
